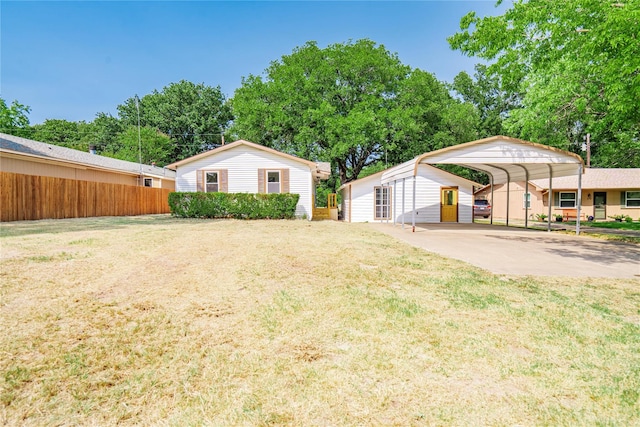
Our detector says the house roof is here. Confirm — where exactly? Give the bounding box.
[337,170,385,191]
[0,132,176,179]
[382,136,584,185]
[165,139,330,180]
[338,164,482,191]
[530,168,640,190]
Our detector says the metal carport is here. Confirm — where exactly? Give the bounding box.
[381,136,585,234]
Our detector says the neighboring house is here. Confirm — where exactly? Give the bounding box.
[1,133,176,222]
[165,139,330,219]
[475,168,640,220]
[0,133,175,189]
[340,164,481,223]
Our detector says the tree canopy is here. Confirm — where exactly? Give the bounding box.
[448,0,640,167]
[0,98,30,137]
[232,39,478,184]
[117,80,233,162]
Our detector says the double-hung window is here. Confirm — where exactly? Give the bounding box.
[523,192,531,208]
[267,171,281,194]
[374,186,391,220]
[626,191,640,207]
[559,192,576,208]
[206,171,219,192]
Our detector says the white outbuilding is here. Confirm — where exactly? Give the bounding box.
[340,136,586,233]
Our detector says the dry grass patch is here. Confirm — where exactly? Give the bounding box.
[1,215,639,425]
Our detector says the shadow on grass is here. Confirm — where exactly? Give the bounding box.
[0,215,202,238]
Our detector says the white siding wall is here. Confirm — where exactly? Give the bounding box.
[341,185,351,222]
[175,145,313,218]
[348,174,382,223]
[346,166,475,223]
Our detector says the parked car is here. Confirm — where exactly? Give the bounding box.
[474,199,491,218]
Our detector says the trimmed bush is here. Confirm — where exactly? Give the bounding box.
[168,192,300,219]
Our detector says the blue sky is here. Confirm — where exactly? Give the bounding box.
[2,1,505,125]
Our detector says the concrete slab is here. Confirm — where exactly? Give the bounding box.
[369,222,640,278]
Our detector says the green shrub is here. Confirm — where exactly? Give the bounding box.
[168,192,300,219]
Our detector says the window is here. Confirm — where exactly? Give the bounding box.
[626,191,640,207]
[206,172,219,192]
[523,192,531,208]
[143,178,153,188]
[559,192,576,208]
[267,171,280,194]
[374,186,391,220]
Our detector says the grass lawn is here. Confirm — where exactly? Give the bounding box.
[1,216,639,425]
[581,220,640,231]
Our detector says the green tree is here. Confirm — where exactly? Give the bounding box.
[117,80,233,162]
[452,64,517,138]
[84,113,124,153]
[101,126,173,166]
[0,98,30,136]
[30,119,86,151]
[232,40,476,184]
[448,0,640,167]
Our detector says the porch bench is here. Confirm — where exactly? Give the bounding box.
[562,209,585,221]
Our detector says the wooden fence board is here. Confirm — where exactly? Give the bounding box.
[0,172,172,222]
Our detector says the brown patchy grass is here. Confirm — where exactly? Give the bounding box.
[1,215,639,425]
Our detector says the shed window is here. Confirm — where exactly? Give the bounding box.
[206,172,219,193]
[143,178,153,188]
[626,191,640,207]
[559,192,576,208]
[374,186,391,220]
[267,171,281,194]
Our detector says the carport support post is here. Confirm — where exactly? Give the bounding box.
[524,170,529,229]
[505,171,511,227]
[386,182,390,224]
[402,178,406,229]
[576,164,583,235]
[393,180,397,226]
[412,175,416,232]
[547,166,553,232]
[490,175,494,225]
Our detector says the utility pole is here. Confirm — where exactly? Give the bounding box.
[582,133,591,168]
[135,95,142,183]
[586,133,591,168]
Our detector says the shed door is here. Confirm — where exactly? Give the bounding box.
[441,187,458,222]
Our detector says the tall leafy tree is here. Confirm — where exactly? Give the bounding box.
[448,0,640,167]
[232,40,475,184]
[30,119,86,151]
[117,80,233,162]
[0,98,31,137]
[101,126,173,166]
[452,64,517,138]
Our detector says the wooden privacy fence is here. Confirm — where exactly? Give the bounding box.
[1,172,172,222]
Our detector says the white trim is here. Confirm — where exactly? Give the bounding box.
[559,191,577,208]
[206,171,220,193]
[266,170,281,194]
[626,190,640,208]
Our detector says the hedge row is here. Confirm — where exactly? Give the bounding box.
[168,192,300,219]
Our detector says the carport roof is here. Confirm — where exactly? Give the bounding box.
[381,136,584,185]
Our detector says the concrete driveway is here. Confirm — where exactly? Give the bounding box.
[369,222,640,278]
